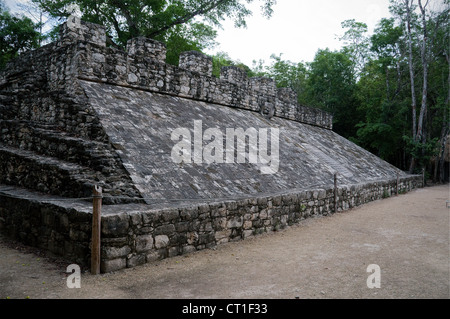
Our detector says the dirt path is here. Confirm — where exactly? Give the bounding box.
[0,185,449,299]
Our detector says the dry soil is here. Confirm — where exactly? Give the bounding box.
[0,184,449,299]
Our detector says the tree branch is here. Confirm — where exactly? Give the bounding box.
[146,0,230,38]
[110,0,141,38]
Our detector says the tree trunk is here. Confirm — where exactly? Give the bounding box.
[439,134,449,183]
[405,0,418,173]
[416,0,429,146]
[438,64,450,183]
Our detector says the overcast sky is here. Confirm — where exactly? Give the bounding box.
[205,0,393,66]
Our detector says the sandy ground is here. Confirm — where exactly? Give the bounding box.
[0,184,449,299]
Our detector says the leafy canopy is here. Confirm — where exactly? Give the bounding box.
[0,1,41,69]
[32,0,276,58]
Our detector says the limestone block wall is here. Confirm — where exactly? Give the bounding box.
[59,16,106,48]
[0,40,105,140]
[0,150,420,272]
[77,42,333,128]
[0,19,142,202]
[48,17,333,129]
[100,175,423,272]
[0,120,141,201]
[0,17,332,201]
[0,175,422,272]
[179,51,213,75]
[2,17,333,139]
[0,187,92,267]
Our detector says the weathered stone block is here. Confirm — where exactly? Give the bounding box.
[213,217,227,230]
[69,228,89,241]
[59,16,106,47]
[259,209,268,219]
[135,234,154,253]
[101,237,128,246]
[277,87,298,105]
[160,208,180,223]
[101,258,126,273]
[127,37,166,62]
[127,254,146,268]
[200,221,213,232]
[179,51,213,76]
[145,250,160,263]
[182,245,196,255]
[209,203,226,218]
[136,226,153,235]
[154,235,169,249]
[102,245,131,259]
[142,211,158,225]
[102,214,129,237]
[154,224,175,236]
[243,229,254,239]
[129,213,142,227]
[220,66,248,85]
[180,207,199,221]
[175,221,190,232]
[272,195,282,206]
[186,231,198,245]
[168,246,180,257]
[227,216,243,228]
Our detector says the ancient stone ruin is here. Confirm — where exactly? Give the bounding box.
[0,17,423,272]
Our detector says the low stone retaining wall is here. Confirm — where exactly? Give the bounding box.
[0,175,422,272]
[0,189,92,266]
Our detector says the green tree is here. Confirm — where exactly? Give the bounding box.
[422,1,449,181]
[211,51,254,78]
[16,0,55,46]
[263,54,309,104]
[0,2,41,69]
[387,0,449,174]
[165,22,217,65]
[355,62,410,166]
[338,19,371,76]
[307,48,362,138]
[354,17,409,167]
[32,0,276,63]
[352,0,448,176]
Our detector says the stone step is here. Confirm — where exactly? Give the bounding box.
[0,120,118,171]
[0,120,143,203]
[0,145,143,204]
[0,145,94,198]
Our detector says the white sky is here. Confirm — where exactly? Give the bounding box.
[4,0,29,11]
[205,0,393,66]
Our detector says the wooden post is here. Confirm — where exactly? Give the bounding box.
[91,185,102,275]
[334,173,338,213]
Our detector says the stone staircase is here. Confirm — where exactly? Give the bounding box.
[0,120,143,204]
